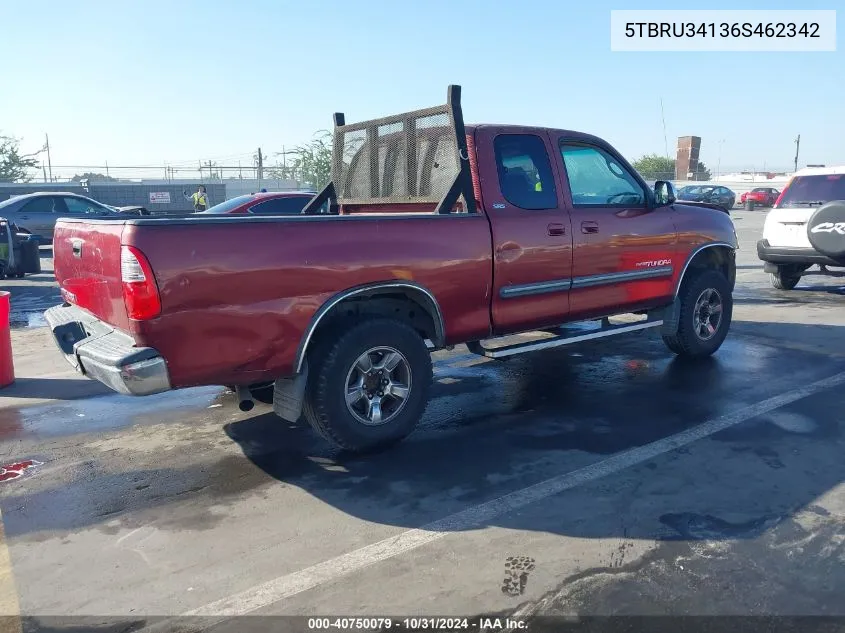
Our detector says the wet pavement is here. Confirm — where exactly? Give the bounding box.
[1,246,58,329]
[1,213,845,630]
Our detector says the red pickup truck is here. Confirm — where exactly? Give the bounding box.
[45,86,737,452]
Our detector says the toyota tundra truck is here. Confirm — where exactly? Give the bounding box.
[45,86,737,453]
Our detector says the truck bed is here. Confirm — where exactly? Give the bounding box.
[52,212,493,388]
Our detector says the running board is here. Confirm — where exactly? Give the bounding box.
[466,317,664,359]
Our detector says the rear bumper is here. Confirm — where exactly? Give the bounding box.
[756,239,843,267]
[44,304,171,396]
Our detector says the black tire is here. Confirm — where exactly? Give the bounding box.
[302,318,432,452]
[663,269,733,358]
[769,266,801,290]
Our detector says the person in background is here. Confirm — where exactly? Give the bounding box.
[183,185,210,212]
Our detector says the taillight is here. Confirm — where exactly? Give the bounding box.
[773,180,791,207]
[121,245,161,320]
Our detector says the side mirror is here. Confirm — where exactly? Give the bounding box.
[654,180,676,206]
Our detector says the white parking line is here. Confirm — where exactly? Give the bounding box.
[0,511,22,632]
[136,369,845,628]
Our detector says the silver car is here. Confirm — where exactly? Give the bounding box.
[0,192,136,244]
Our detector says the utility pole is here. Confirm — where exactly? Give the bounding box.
[42,163,47,183]
[660,98,669,159]
[793,135,800,173]
[257,147,263,191]
[45,133,53,182]
[716,139,725,180]
[105,160,110,178]
[198,160,203,182]
[238,160,242,180]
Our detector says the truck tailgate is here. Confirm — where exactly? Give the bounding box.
[53,220,131,332]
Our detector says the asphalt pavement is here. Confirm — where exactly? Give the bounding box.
[1,209,845,633]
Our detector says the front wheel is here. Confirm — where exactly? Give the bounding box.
[663,269,733,358]
[302,318,432,452]
[770,266,801,290]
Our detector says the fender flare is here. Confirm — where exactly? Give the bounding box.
[673,242,736,299]
[293,281,446,373]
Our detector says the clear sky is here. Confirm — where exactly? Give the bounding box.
[1,0,841,177]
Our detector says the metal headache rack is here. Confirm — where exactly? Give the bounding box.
[302,85,477,215]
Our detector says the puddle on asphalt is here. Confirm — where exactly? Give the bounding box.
[9,311,48,329]
[0,386,230,440]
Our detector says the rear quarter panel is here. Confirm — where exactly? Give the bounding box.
[126,214,492,388]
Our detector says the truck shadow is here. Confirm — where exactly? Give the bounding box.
[218,321,845,542]
[2,322,843,547]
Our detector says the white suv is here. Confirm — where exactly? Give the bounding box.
[758,166,845,289]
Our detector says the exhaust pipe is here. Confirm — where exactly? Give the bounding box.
[236,386,255,412]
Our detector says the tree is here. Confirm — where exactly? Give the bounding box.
[632,154,676,181]
[632,153,713,181]
[269,131,332,189]
[694,161,712,181]
[0,135,39,183]
[72,172,117,183]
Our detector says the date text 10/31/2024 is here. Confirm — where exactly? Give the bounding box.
[307,617,529,630]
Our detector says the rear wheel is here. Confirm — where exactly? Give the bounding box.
[663,269,733,358]
[302,318,432,452]
[769,266,802,290]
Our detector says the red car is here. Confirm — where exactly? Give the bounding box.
[197,191,317,215]
[45,85,737,453]
[740,187,780,207]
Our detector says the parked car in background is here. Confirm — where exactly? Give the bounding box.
[757,166,845,289]
[196,191,318,215]
[0,192,147,244]
[676,185,736,211]
[740,187,780,207]
[107,203,151,215]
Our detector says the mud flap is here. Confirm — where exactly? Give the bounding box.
[272,361,309,423]
[660,297,681,337]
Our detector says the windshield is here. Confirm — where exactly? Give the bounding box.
[777,174,845,208]
[201,195,254,214]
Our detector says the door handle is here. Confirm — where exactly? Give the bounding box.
[547,223,566,236]
[19,216,29,220]
[581,221,599,234]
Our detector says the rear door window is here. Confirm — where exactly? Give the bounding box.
[20,197,57,214]
[493,134,557,210]
[778,174,845,208]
